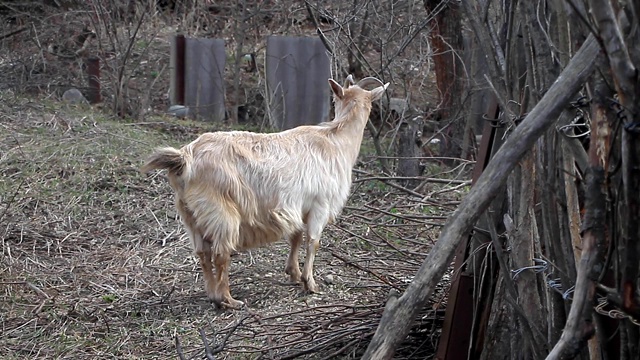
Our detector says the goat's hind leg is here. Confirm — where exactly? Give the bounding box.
[284,230,303,283]
[196,242,217,300]
[192,231,218,301]
[213,252,244,309]
[177,200,218,301]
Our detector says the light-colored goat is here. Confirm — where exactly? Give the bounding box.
[141,75,389,308]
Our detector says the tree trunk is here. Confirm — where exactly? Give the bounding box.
[395,118,423,188]
[423,0,466,160]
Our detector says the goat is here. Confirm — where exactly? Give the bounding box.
[141,75,389,308]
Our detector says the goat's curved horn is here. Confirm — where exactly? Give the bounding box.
[344,74,355,87]
[357,77,385,89]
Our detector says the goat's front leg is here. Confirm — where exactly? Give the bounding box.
[284,231,303,283]
[301,237,321,293]
[213,252,244,309]
[301,218,327,293]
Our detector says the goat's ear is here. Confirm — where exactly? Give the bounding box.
[370,83,390,101]
[329,79,344,99]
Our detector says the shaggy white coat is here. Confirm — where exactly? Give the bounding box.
[142,76,389,307]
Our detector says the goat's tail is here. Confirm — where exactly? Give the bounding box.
[140,147,187,176]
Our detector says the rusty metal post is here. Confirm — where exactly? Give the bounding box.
[435,97,501,360]
[170,34,186,105]
[85,56,101,104]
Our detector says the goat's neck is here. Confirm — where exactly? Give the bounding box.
[332,101,371,165]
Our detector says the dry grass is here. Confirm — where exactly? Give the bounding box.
[0,92,469,359]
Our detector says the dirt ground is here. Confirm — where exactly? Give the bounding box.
[0,95,467,359]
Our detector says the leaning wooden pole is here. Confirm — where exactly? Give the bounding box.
[362,34,601,360]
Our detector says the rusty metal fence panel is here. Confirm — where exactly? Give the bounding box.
[183,38,226,122]
[265,36,331,130]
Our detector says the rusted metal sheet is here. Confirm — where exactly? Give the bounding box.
[436,97,501,360]
[265,36,331,130]
[184,37,226,122]
[436,272,476,360]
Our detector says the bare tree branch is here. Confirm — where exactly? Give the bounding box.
[460,0,510,114]
[588,0,639,119]
[485,212,546,359]
[588,0,640,321]
[545,83,611,359]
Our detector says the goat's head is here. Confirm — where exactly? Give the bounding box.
[329,75,389,118]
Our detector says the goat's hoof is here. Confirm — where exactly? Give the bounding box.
[303,280,320,294]
[212,297,245,310]
[206,290,245,310]
[287,272,302,283]
[284,267,302,283]
[222,298,245,309]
